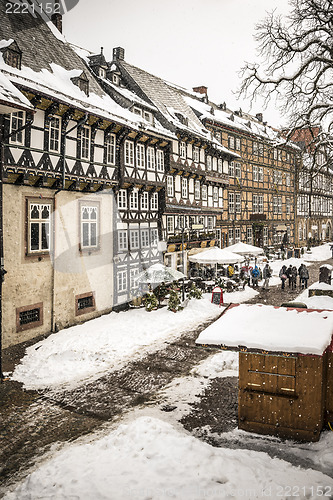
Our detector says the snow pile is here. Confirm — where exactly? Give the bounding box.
[11,298,222,390]
[4,416,333,500]
[196,303,333,355]
[191,351,238,378]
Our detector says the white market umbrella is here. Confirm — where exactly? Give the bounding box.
[134,263,186,286]
[189,247,243,265]
[226,241,264,257]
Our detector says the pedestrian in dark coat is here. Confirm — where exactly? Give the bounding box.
[290,266,297,290]
[286,265,293,288]
[299,264,309,289]
[279,265,288,290]
[262,263,272,290]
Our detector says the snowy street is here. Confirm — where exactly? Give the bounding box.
[1,244,333,499]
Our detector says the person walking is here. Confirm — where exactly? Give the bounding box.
[299,263,309,289]
[262,262,272,290]
[251,265,260,288]
[227,264,234,278]
[290,266,298,290]
[286,264,293,288]
[279,265,288,290]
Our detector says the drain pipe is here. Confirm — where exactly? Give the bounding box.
[50,113,88,333]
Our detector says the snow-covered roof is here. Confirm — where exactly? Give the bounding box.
[0,69,34,113]
[0,5,173,138]
[183,93,299,150]
[196,303,333,355]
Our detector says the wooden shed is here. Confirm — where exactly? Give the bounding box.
[196,303,333,442]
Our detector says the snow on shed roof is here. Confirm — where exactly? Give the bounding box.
[196,303,333,356]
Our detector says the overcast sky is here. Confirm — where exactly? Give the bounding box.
[63,0,292,127]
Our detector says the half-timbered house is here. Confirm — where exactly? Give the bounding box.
[108,48,237,273]
[86,48,173,306]
[0,6,172,346]
[182,90,300,250]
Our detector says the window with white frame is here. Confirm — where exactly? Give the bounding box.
[141,192,149,210]
[253,165,258,181]
[278,197,282,214]
[193,147,200,163]
[147,146,155,170]
[156,150,164,172]
[202,184,207,200]
[235,193,241,213]
[150,192,158,211]
[235,137,241,151]
[195,180,200,200]
[207,216,214,230]
[179,141,186,159]
[247,227,253,244]
[118,230,128,251]
[228,228,234,245]
[80,126,90,160]
[130,268,139,290]
[218,159,223,173]
[141,229,149,247]
[49,116,61,152]
[181,177,188,198]
[143,111,153,124]
[80,204,98,250]
[213,186,218,202]
[286,173,291,187]
[259,143,264,156]
[228,136,235,149]
[235,162,241,178]
[117,189,127,210]
[263,227,268,246]
[258,167,264,182]
[104,134,116,165]
[278,171,282,185]
[253,142,258,155]
[299,223,303,241]
[229,192,235,213]
[136,143,145,168]
[167,216,174,234]
[273,148,278,160]
[253,194,258,213]
[117,270,127,292]
[206,156,212,171]
[129,190,138,210]
[10,111,25,144]
[167,176,174,197]
[258,195,264,214]
[124,140,134,166]
[151,228,158,246]
[229,161,235,177]
[27,200,52,254]
[212,157,217,171]
[286,197,291,215]
[130,229,139,249]
[235,227,241,243]
[273,196,278,214]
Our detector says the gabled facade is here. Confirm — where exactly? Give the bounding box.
[288,127,333,246]
[183,90,299,250]
[107,47,237,273]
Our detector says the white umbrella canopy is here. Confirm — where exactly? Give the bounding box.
[134,263,186,285]
[189,247,243,265]
[226,241,264,256]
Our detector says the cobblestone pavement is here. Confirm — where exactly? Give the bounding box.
[0,257,332,496]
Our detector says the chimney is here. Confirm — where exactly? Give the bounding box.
[113,47,125,61]
[193,86,208,96]
[51,13,62,33]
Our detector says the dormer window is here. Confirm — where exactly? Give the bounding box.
[98,67,106,78]
[112,73,120,85]
[71,71,89,96]
[175,112,188,126]
[1,40,22,70]
[132,107,142,117]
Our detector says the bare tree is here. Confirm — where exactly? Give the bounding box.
[239,0,333,161]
